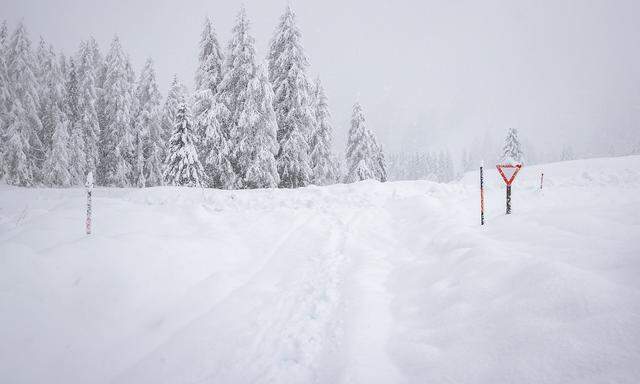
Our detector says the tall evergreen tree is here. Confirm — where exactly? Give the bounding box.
[344,102,384,183]
[193,18,225,186]
[372,135,388,182]
[309,77,339,185]
[501,128,524,163]
[75,40,102,181]
[268,5,313,188]
[3,22,43,185]
[42,105,71,186]
[0,20,11,177]
[99,36,134,186]
[213,6,260,189]
[164,102,204,187]
[40,44,72,186]
[235,64,280,188]
[133,58,164,187]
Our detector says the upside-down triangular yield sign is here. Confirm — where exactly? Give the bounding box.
[496,164,522,186]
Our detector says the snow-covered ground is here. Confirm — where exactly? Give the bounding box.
[1,156,639,384]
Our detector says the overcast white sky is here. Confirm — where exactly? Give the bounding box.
[4,0,640,160]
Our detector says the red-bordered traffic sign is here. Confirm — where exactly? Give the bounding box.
[496,164,522,186]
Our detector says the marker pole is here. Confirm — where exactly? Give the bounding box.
[85,171,94,235]
[480,165,485,225]
[540,172,544,190]
[86,190,92,235]
[506,185,512,214]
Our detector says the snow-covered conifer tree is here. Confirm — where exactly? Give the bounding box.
[164,102,204,187]
[133,58,164,187]
[213,6,261,189]
[372,138,388,182]
[40,44,72,186]
[309,77,339,185]
[344,102,382,183]
[268,5,313,188]
[235,64,279,188]
[501,128,524,163]
[162,75,188,147]
[99,36,134,186]
[193,18,226,185]
[3,22,43,185]
[0,20,11,176]
[75,40,101,182]
[43,109,71,186]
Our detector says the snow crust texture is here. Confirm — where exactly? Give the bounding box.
[1,156,639,383]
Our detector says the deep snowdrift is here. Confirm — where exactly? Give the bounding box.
[1,156,639,384]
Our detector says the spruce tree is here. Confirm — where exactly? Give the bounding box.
[372,136,388,182]
[193,18,225,185]
[344,102,378,183]
[268,5,313,188]
[235,64,280,188]
[309,77,339,185]
[99,36,134,186]
[76,40,101,182]
[162,75,188,148]
[501,128,524,163]
[40,44,71,186]
[214,6,260,189]
[0,20,11,177]
[164,102,204,187]
[133,58,164,187]
[3,22,43,186]
[43,110,71,186]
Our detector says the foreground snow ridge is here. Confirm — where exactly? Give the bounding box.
[1,156,639,384]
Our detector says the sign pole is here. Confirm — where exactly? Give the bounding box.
[85,172,94,235]
[480,164,485,225]
[496,164,521,215]
[540,172,544,190]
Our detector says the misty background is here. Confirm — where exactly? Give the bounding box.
[4,0,640,164]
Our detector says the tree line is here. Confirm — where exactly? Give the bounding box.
[0,6,387,188]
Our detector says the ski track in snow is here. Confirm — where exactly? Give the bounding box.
[1,156,640,383]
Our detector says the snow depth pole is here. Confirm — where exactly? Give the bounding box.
[480,163,485,225]
[85,171,93,235]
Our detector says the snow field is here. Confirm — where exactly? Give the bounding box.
[1,155,640,383]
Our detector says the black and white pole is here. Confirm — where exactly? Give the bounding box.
[480,162,485,225]
[85,171,93,235]
[540,172,544,190]
[506,184,512,214]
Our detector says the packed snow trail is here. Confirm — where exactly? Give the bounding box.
[1,156,640,383]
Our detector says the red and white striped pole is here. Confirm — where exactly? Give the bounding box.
[480,162,485,225]
[85,171,93,235]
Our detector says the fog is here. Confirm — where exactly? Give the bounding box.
[4,0,639,162]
